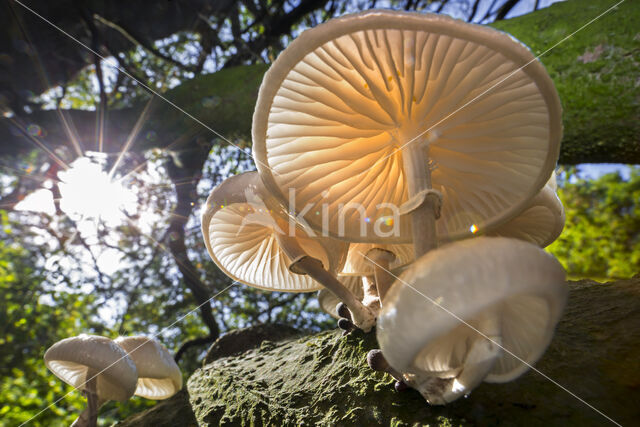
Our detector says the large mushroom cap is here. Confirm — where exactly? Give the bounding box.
[202,172,348,292]
[377,237,567,403]
[115,336,182,400]
[253,10,562,244]
[318,275,364,318]
[44,335,138,402]
[490,173,565,247]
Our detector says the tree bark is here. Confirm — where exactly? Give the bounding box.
[165,138,221,352]
[2,0,638,166]
[118,277,640,427]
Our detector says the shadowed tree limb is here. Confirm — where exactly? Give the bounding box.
[174,335,217,362]
[482,0,501,21]
[468,0,482,22]
[165,137,222,362]
[495,0,520,21]
[93,14,198,73]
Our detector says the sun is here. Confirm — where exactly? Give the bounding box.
[59,156,136,224]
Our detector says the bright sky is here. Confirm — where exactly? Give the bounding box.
[59,156,136,222]
[16,155,137,222]
[575,163,631,180]
[14,154,161,277]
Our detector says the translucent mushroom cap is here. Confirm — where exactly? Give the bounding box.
[44,335,138,402]
[202,172,348,292]
[253,10,562,244]
[490,173,565,247]
[377,237,567,404]
[115,336,182,400]
[317,276,364,318]
[342,243,414,276]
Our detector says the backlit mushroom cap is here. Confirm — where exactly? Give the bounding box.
[44,335,137,402]
[490,173,565,247]
[377,237,567,404]
[342,243,414,276]
[318,276,364,318]
[115,336,182,400]
[253,10,561,244]
[202,172,348,292]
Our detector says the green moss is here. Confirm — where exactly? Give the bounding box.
[490,0,640,164]
[138,64,268,151]
[119,0,640,164]
[120,278,640,426]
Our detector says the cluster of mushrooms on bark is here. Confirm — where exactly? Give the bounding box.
[44,335,182,426]
[43,9,569,420]
[203,10,567,405]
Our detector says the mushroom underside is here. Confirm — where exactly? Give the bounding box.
[254,12,561,244]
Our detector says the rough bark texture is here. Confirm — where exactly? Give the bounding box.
[118,277,640,427]
[202,323,301,366]
[1,0,638,164]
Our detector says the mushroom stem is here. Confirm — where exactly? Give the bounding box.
[86,369,99,427]
[275,230,376,331]
[361,275,380,310]
[418,335,502,405]
[71,398,104,427]
[293,256,376,332]
[365,249,396,302]
[367,349,404,382]
[401,142,438,258]
[71,369,100,427]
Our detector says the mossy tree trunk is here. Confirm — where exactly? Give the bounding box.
[118,278,640,427]
[1,0,638,165]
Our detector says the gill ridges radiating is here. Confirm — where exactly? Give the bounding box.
[208,204,321,292]
[261,17,555,242]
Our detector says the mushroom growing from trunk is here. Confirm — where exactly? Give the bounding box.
[376,237,567,404]
[252,10,562,261]
[115,336,182,400]
[318,275,364,318]
[44,335,138,427]
[342,243,414,301]
[318,275,370,333]
[202,172,376,331]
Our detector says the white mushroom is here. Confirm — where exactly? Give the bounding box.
[115,336,182,400]
[202,172,376,331]
[377,237,567,405]
[44,335,138,427]
[342,243,414,277]
[343,243,414,301]
[490,172,565,247]
[252,10,562,261]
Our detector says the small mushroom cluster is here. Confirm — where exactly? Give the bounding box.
[44,335,181,426]
[203,10,568,405]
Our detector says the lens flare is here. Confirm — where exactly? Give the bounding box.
[59,157,135,223]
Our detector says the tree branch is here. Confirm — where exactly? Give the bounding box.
[482,0,501,22]
[94,14,197,73]
[436,0,450,14]
[165,137,221,346]
[174,334,217,362]
[495,0,521,21]
[468,0,482,22]
[75,4,108,152]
